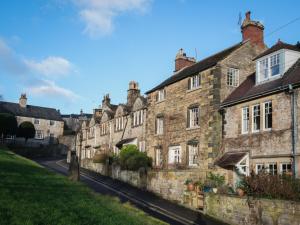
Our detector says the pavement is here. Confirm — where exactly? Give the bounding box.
[37,158,226,225]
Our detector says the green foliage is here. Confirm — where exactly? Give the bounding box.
[205,172,225,188]
[184,179,193,185]
[0,149,166,225]
[0,113,18,137]
[119,145,152,171]
[17,121,35,141]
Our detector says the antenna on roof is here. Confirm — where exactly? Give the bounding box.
[195,48,198,61]
[237,12,242,26]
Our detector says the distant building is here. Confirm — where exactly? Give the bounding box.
[0,94,64,146]
[61,111,92,132]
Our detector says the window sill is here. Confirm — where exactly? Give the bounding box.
[156,99,165,104]
[186,86,201,93]
[186,126,200,131]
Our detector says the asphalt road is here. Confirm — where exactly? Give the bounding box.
[38,159,226,225]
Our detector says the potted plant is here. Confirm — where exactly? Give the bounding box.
[235,180,246,197]
[184,179,194,191]
[206,172,225,193]
[194,181,204,193]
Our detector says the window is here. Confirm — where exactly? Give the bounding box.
[252,104,260,132]
[280,163,292,174]
[189,74,201,90]
[188,144,198,166]
[155,148,162,166]
[5,135,15,140]
[34,119,40,125]
[156,117,164,135]
[113,146,120,155]
[259,58,269,80]
[264,101,272,130]
[89,127,94,138]
[236,155,249,176]
[227,68,239,87]
[255,164,265,174]
[133,110,144,127]
[168,146,181,164]
[139,141,145,152]
[35,130,44,139]
[156,89,166,102]
[188,106,200,128]
[101,123,108,135]
[50,120,55,126]
[270,54,280,76]
[115,117,125,131]
[267,163,277,175]
[242,107,249,134]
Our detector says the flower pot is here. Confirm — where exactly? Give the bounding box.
[187,183,194,191]
[212,188,218,193]
[236,188,245,197]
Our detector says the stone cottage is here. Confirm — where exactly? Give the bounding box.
[144,11,266,199]
[218,40,300,182]
[0,94,64,146]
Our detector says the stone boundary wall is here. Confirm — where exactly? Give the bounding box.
[204,194,300,225]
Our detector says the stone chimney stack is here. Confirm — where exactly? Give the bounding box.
[19,93,27,108]
[241,11,265,48]
[127,81,140,107]
[102,94,111,108]
[174,49,196,72]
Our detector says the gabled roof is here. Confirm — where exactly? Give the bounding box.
[221,59,300,107]
[215,152,247,167]
[0,101,63,121]
[145,42,245,94]
[253,41,300,60]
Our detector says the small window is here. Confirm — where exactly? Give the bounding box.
[156,117,164,135]
[267,163,277,175]
[115,117,125,131]
[50,120,55,126]
[34,119,40,125]
[101,123,108,135]
[255,164,264,174]
[155,148,162,166]
[242,107,249,134]
[156,89,166,102]
[139,141,145,152]
[35,130,44,139]
[188,106,200,128]
[188,144,198,167]
[168,146,181,164]
[227,68,239,87]
[189,74,201,90]
[264,101,272,130]
[133,110,144,127]
[259,58,269,81]
[270,54,280,76]
[89,127,94,138]
[252,104,260,132]
[280,163,292,174]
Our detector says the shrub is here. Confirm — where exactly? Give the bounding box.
[0,113,18,138]
[17,121,35,142]
[205,172,225,188]
[119,145,152,171]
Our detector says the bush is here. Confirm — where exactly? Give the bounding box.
[119,145,152,171]
[205,172,225,188]
[17,121,35,142]
[241,172,300,200]
[0,113,18,138]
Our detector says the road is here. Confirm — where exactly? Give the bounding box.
[38,159,226,225]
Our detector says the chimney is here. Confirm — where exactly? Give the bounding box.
[19,93,27,108]
[174,49,196,72]
[241,11,265,48]
[127,81,140,107]
[102,94,111,108]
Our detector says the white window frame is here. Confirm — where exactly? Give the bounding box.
[258,52,281,83]
[270,53,280,77]
[267,163,277,175]
[255,163,264,174]
[227,68,239,87]
[115,117,124,131]
[156,117,164,135]
[188,144,198,167]
[236,154,249,176]
[155,148,162,166]
[139,141,145,152]
[280,163,292,174]
[113,146,120,155]
[188,106,200,128]
[252,104,260,133]
[133,110,144,127]
[168,146,181,164]
[242,106,249,134]
[35,130,44,140]
[157,89,166,102]
[263,101,272,131]
[189,74,201,90]
[34,119,40,125]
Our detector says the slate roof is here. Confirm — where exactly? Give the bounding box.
[0,101,63,121]
[222,58,300,107]
[145,42,245,94]
[253,41,300,60]
[215,152,247,168]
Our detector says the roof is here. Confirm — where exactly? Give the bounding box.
[0,101,63,121]
[145,42,245,94]
[215,152,247,168]
[253,41,300,60]
[61,113,93,119]
[222,58,300,107]
[115,138,136,148]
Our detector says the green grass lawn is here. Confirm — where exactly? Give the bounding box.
[0,149,167,225]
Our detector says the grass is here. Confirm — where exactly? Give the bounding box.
[0,149,167,225]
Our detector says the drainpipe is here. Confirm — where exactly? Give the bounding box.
[288,84,298,178]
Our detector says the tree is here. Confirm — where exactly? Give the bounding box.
[0,113,18,142]
[17,121,35,142]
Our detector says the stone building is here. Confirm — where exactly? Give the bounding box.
[144,11,266,191]
[77,81,147,160]
[0,94,64,146]
[218,40,300,182]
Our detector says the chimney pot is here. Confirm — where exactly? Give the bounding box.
[19,93,27,108]
[174,49,196,72]
[245,11,251,20]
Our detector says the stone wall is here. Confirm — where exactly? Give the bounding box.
[204,194,300,225]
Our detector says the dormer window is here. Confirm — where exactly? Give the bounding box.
[270,54,280,76]
[257,52,282,83]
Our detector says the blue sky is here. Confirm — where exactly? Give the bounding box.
[1,0,300,114]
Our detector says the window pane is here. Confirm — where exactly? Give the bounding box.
[253,105,260,131]
[242,107,249,133]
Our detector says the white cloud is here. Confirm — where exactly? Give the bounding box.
[27,80,81,102]
[73,0,152,37]
[24,56,73,77]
